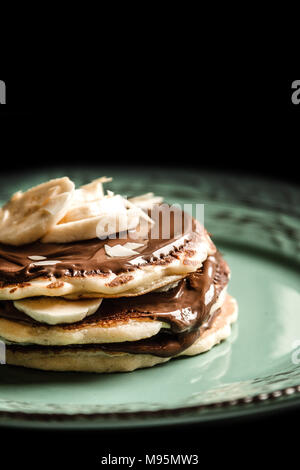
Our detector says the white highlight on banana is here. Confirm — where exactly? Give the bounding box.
[13,297,103,325]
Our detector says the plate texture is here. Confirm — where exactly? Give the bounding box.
[0,167,300,429]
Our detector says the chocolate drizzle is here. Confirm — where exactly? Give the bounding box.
[92,252,229,357]
[0,206,205,285]
[97,252,229,334]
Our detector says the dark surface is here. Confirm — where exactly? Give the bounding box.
[0,75,299,461]
[0,406,298,465]
[0,78,299,185]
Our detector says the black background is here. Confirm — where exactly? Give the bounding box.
[0,77,299,184]
[0,76,299,466]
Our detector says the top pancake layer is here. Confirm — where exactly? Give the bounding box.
[0,205,216,300]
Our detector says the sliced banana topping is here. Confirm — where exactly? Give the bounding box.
[42,189,152,243]
[13,297,103,325]
[70,177,112,206]
[59,194,130,224]
[0,177,75,246]
[42,209,141,243]
[58,200,105,224]
[0,176,162,246]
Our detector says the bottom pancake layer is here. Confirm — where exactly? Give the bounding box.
[5,295,238,373]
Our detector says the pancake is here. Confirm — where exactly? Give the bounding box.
[5,294,238,372]
[0,178,238,374]
[0,206,215,300]
[0,253,229,345]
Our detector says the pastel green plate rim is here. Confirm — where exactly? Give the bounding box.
[0,381,299,430]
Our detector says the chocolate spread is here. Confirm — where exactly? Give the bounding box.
[0,206,209,285]
[4,253,230,357]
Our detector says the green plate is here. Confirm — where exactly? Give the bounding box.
[0,167,300,429]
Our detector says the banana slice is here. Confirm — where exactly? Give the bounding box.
[71,177,112,206]
[59,194,124,224]
[13,297,102,325]
[59,200,104,224]
[38,178,155,243]
[41,208,140,243]
[0,177,75,246]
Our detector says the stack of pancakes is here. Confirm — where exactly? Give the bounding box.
[0,177,238,372]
